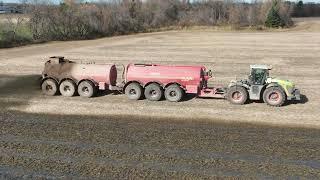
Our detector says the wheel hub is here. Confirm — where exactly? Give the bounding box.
[64,86,70,92]
[150,90,157,97]
[46,85,52,91]
[82,87,89,93]
[129,89,136,95]
[232,91,242,100]
[269,92,280,102]
[169,91,177,97]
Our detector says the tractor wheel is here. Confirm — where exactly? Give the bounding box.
[165,84,184,102]
[78,80,96,98]
[59,79,76,97]
[41,79,58,96]
[144,83,163,101]
[263,87,286,107]
[125,82,143,100]
[227,86,248,105]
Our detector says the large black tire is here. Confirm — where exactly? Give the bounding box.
[227,86,248,105]
[78,80,96,98]
[263,87,286,107]
[164,84,184,102]
[144,83,163,101]
[59,79,76,97]
[125,82,143,100]
[41,79,58,96]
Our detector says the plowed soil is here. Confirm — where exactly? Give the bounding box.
[0,18,319,178]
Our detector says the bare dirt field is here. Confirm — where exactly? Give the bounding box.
[0,18,319,178]
[291,17,320,32]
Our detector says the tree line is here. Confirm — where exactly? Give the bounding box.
[290,1,320,17]
[0,0,297,48]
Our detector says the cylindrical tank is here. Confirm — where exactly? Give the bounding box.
[125,64,205,87]
[68,63,117,86]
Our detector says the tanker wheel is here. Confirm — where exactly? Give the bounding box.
[41,79,58,96]
[78,80,96,98]
[165,84,184,102]
[263,87,286,107]
[144,83,163,101]
[125,82,142,100]
[227,86,248,105]
[59,79,76,97]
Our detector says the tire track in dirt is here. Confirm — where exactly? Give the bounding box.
[1,111,320,178]
[1,135,320,170]
[0,136,318,178]
[0,166,90,179]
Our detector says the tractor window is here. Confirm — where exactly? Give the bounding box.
[251,68,267,85]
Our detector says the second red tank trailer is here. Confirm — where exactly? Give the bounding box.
[41,57,226,102]
[124,63,226,102]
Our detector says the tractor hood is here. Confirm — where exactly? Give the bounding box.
[266,77,296,97]
[267,77,295,87]
[266,77,300,101]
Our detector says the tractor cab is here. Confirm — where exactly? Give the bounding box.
[249,65,271,85]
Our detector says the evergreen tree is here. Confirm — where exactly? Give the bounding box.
[296,1,304,17]
[265,0,284,28]
[297,1,304,10]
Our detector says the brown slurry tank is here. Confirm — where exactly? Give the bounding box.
[64,62,117,86]
[41,56,117,97]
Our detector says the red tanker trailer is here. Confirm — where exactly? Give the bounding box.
[124,63,226,101]
[41,57,226,101]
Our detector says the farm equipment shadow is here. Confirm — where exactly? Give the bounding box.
[0,74,40,95]
[95,89,120,97]
[0,74,197,103]
[95,89,197,102]
[0,74,41,112]
[0,74,40,94]
[290,94,309,105]
[181,94,197,102]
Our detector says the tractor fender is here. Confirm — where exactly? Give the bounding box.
[228,82,250,90]
[265,83,288,96]
[227,84,250,96]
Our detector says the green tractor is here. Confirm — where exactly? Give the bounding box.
[227,65,300,107]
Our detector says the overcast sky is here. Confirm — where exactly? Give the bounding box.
[2,0,320,3]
